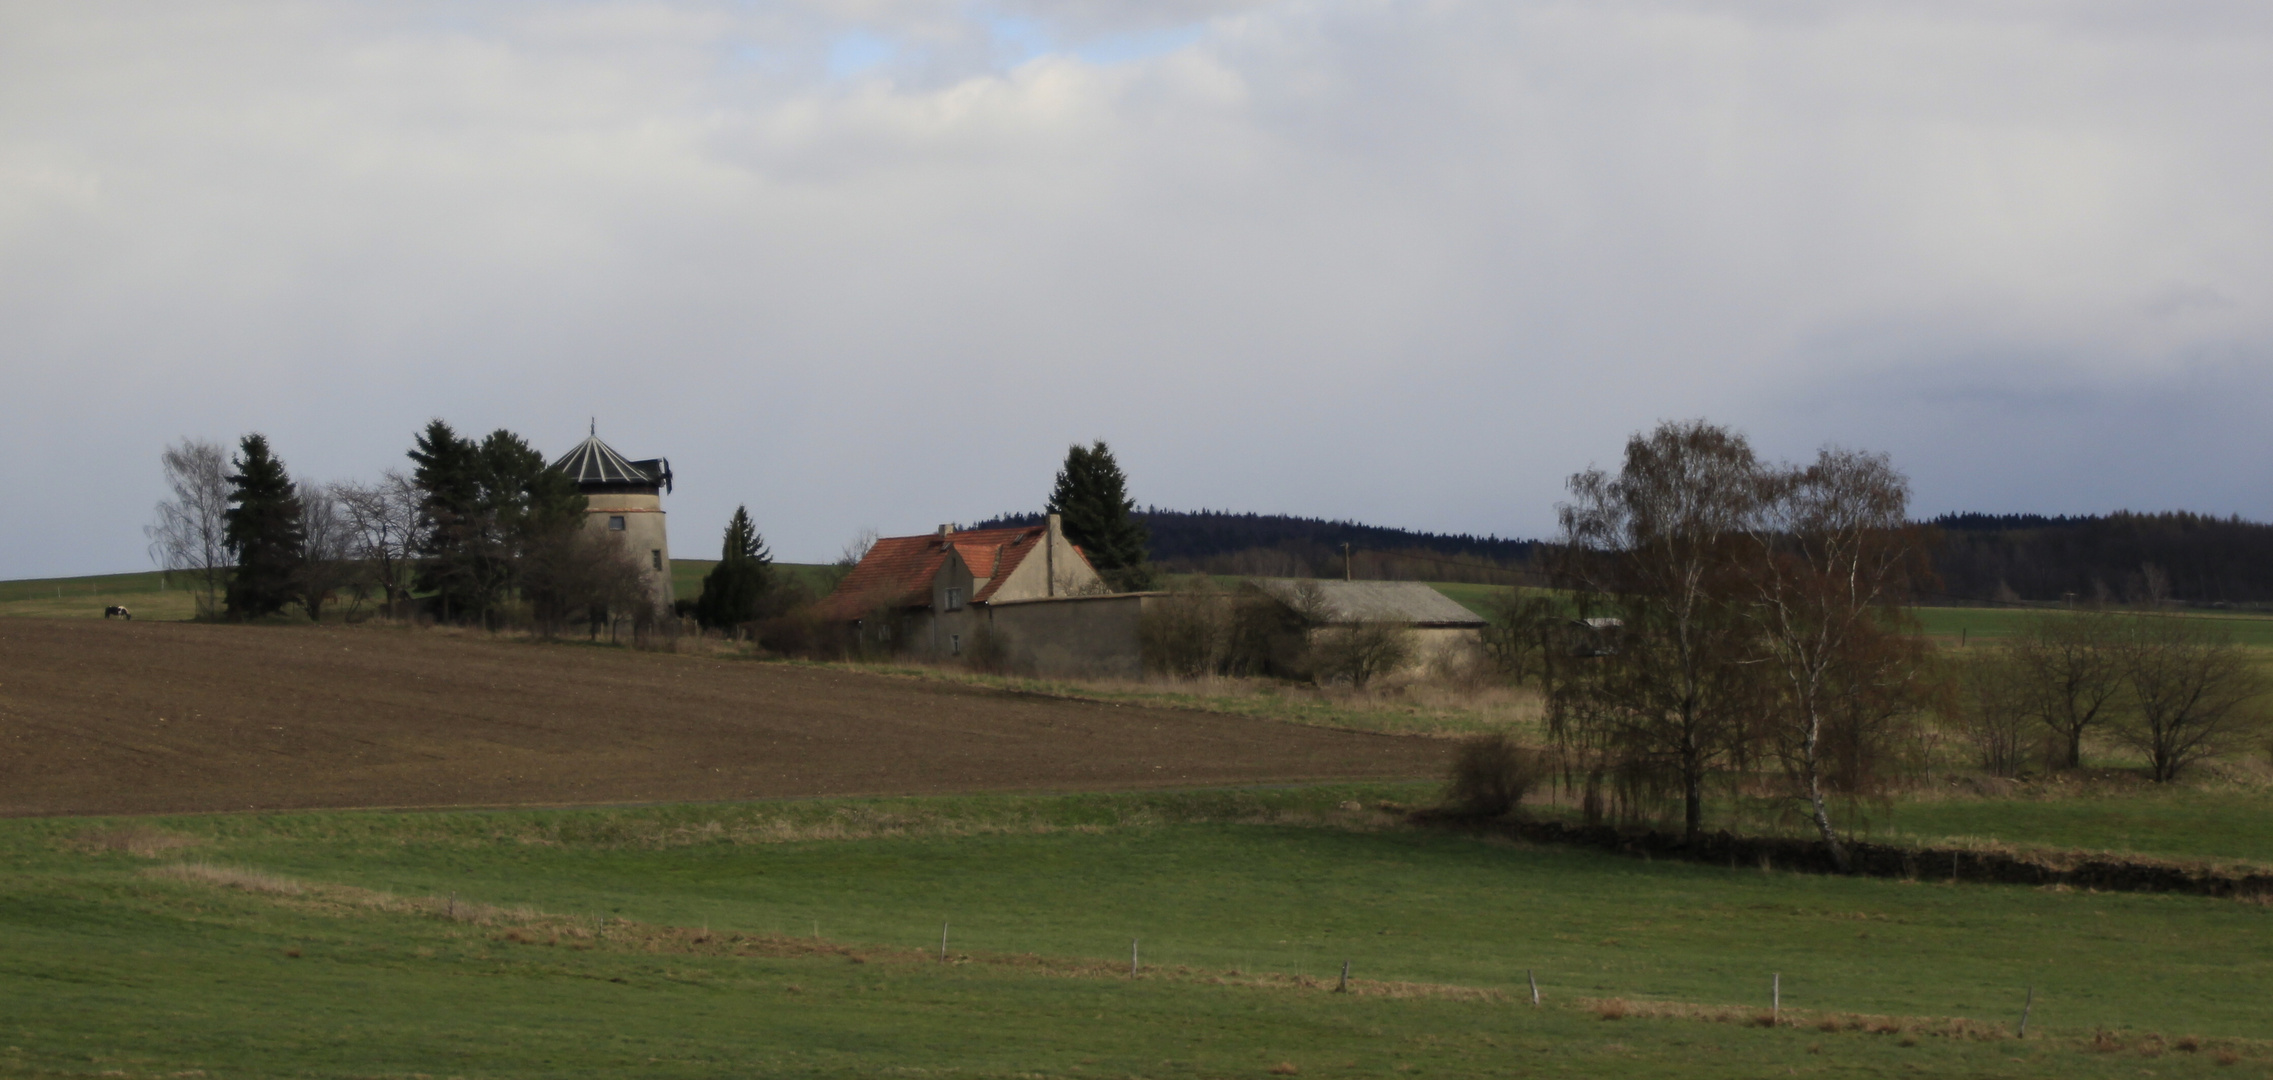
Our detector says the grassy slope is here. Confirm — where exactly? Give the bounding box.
[1878,788,2273,865]
[6,788,2270,1077]
[0,570,198,621]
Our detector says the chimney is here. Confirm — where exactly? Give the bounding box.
[938,524,953,542]
[1045,514,1061,596]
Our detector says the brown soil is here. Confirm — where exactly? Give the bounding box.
[0,620,1451,817]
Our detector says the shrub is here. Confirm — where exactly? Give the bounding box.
[964,622,1012,674]
[1310,621,1412,688]
[1443,732,1544,818]
[1139,587,1226,677]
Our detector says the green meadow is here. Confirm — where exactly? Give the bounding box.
[0,570,196,621]
[6,785,2271,1078]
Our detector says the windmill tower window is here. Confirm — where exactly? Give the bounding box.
[608,515,626,531]
[651,550,662,571]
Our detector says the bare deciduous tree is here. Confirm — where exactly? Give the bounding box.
[1946,650,2035,778]
[295,479,355,621]
[1550,420,1763,847]
[1481,592,1565,686]
[335,471,421,616]
[523,530,651,639]
[1742,447,1929,872]
[146,438,231,619]
[2114,616,2267,782]
[822,527,880,593]
[2006,610,2128,770]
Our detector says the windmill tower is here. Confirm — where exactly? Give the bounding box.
[549,423,675,612]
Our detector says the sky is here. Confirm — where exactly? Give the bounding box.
[4,0,2270,577]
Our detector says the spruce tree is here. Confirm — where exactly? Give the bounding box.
[408,420,485,621]
[1046,441,1152,591]
[223,433,305,619]
[697,505,773,630]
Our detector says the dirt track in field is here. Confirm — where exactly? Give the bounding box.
[0,620,1451,816]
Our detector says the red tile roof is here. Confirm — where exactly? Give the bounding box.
[816,526,1044,621]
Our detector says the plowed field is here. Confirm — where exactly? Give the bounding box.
[0,620,1449,816]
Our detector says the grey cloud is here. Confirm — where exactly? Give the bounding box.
[4,1,2271,577]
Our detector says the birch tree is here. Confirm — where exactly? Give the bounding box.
[1742,448,1928,871]
[146,438,231,618]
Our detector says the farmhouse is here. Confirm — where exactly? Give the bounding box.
[549,427,675,611]
[818,516,1146,673]
[819,524,1491,680]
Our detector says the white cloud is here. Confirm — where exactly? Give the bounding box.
[3,0,2271,576]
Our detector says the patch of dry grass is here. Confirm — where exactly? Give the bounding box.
[146,863,302,895]
[66,824,203,858]
[1575,998,2009,1041]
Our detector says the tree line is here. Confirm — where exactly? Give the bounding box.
[1928,511,2273,606]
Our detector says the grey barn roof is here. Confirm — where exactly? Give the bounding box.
[550,434,671,492]
[1247,578,1486,627]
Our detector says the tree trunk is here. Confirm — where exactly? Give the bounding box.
[2065,726,2084,770]
[1802,705,1852,872]
[1683,765,1704,848]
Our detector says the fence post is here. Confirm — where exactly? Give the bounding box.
[2018,985,2034,1038]
[1772,973,1780,1025]
[1130,938,1139,976]
[941,921,949,962]
[1528,969,1540,1007]
[1337,960,1350,993]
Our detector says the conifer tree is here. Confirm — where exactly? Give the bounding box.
[697,505,773,630]
[223,433,305,619]
[408,420,587,624]
[1046,441,1152,591]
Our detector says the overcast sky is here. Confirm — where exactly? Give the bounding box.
[5,0,2270,577]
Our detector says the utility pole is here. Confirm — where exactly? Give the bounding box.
[1343,543,1352,581]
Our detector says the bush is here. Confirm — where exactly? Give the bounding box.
[1310,621,1412,688]
[1443,732,1545,818]
[1944,650,2035,778]
[1481,592,1564,684]
[1139,587,1227,677]
[964,621,1012,674]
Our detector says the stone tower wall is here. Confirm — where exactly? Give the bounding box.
[581,492,674,612]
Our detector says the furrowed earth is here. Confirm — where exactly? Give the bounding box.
[0,620,1450,817]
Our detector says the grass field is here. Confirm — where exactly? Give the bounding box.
[1913,604,2273,647]
[6,785,2269,1078]
[1877,786,2273,866]
[0,569,198,621]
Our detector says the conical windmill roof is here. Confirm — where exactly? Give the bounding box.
[550,431,670,491]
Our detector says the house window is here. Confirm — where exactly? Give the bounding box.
[651,550,663,571]
[945,587,964,611]
[951,633,962,655]
[608,515,626,531]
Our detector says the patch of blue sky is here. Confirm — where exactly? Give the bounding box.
[1071,24,1209,65]
[985,15,1208,69]
[826,31,898,78]
[988,15,1052,66]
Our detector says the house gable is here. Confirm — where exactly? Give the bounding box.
[818,516,1112,622]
